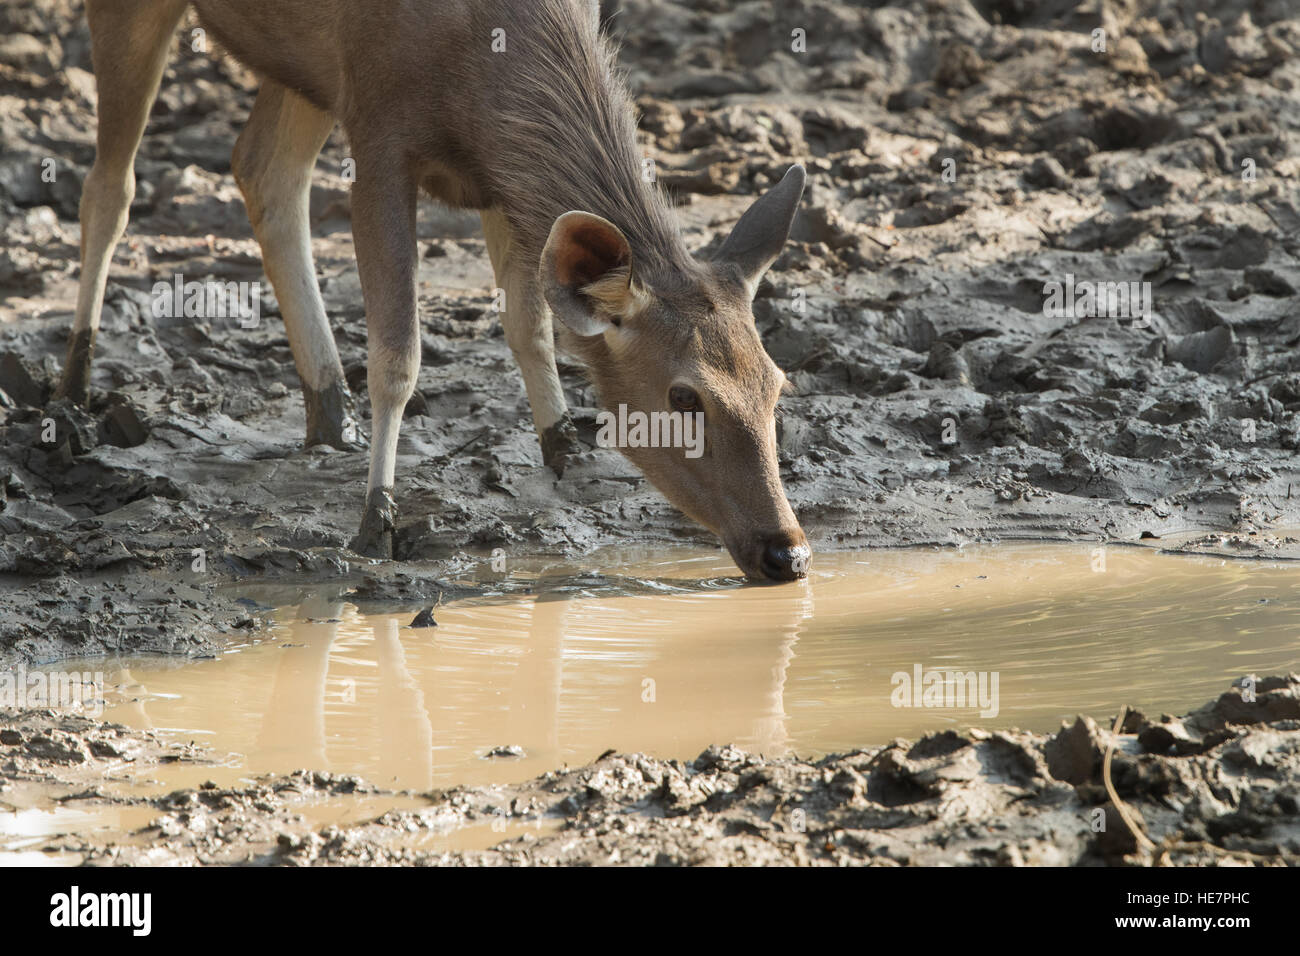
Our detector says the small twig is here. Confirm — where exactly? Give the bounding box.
[1254,199,1283,232]
[1104,702,1290,867]
[446,427,490,458]
[1103,704,1156,856]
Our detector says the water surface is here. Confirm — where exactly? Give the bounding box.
[66,544,1300,790]
[5,542,1296,864]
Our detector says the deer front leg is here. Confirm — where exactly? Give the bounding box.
[55,0,188,404]
[349,158,420,559]
[232,81,358,450]
[481,208,580,475]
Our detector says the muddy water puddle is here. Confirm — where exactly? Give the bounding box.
[7,542,1299,863]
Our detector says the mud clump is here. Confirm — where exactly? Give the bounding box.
[1,0,1299,667]
[4,677,1297,866]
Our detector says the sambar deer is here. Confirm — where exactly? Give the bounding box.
[57,0,812,581]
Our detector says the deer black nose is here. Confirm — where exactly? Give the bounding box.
[760,541,811,581]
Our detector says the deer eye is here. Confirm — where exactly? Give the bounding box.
[669,385,699,412]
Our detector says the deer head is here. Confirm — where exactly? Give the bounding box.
[541,165,810,581]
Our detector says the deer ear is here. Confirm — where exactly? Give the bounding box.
[541,211,635,337]
[713,164,806,299]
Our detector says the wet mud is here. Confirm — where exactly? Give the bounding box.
[1,0,1299,866]
[2,676,1297,865]
[2,0,1299,663]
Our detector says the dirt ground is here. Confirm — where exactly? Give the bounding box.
[2,0,1299,662]
[2,675,1297,865]
[1,0,1299,865]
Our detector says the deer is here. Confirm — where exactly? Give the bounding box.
[56,0,812,582]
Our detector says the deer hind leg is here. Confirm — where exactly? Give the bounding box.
[480,208,580,475]
[55,0,188,404]
[232,81,358,449]
[348,153,420,559]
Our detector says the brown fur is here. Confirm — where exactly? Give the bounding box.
[66,0,811,580]
[194,0,686,274]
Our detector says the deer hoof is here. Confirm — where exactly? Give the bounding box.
[53,329,94,406]
[351,487,396,559]
[306,380,365,451]
[540,414,580,477]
